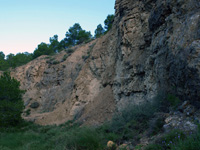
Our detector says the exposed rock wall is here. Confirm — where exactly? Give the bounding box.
[112,0,200,108]
[11,0,200,125]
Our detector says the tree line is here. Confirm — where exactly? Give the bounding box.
[0,14,114,71]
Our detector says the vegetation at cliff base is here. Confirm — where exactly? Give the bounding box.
[1,92,199,150]
[145,127,200,150]
[0,72,24,127]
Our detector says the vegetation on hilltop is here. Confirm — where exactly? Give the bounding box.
[0,14,114,71]
[95,24,105,38]
[0,52,33,71]
[104,14,115,32]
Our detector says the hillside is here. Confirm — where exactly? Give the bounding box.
[9,0,200,127]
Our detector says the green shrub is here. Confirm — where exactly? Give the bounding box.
[24,109,31,116]
[46,57,60,65]
[106,101,159,142]
[45,56,51,59]
[66,48,74,54]
[134,145,143,150]
[167,94,181,110]
[52,60,60,65]
[102,93,170,143]
[97,123,120,144]
[148,116,165,136]
[82,55,89,61]
[46,57,56,64]
[63,127,103,150]
[75,64,82,71]
[0,100,24,127]
[61,54,68,62]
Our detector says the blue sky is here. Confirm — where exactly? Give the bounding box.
[0,0,115,56]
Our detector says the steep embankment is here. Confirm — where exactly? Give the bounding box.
[11,0,200,125]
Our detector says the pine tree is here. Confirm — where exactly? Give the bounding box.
[0,72,24,127]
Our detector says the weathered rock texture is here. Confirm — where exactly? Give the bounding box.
[11,0,200,125]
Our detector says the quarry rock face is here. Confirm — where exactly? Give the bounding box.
[11,0,200,125]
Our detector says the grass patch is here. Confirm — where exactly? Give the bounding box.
[170,127,200,150]
[144,127,200,150]
[0,121,105,150]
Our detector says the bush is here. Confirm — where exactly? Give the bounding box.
[148,115,165,136]
[63,127,103,150]
[66,48,74,54]
[82,55,89,61]
[101,93,170,144]
[105,100,159,142]
[0,100,24,127]
[167,94,181,110]
[52,60,60,65]
[0,72,24,127]
[46,57,60,65]
[24,109,31,116]
[61,54,68,62]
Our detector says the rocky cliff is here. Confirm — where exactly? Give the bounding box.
[11,0,200,125]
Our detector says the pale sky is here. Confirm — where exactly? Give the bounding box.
[0,0,115,56]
